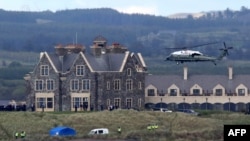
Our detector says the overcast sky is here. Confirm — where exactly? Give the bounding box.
[0,0,249,16]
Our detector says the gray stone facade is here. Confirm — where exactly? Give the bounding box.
[24,35,147,112]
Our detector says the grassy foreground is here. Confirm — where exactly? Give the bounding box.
[0,110,250,141]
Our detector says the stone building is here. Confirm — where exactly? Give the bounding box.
[145,67,250,112]
[24,35,147,111]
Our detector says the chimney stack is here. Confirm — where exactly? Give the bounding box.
[184,67,188,80]
[91,35,107,56]
[228,66,233,80]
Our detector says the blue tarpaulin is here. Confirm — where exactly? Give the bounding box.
[49,126,76,136]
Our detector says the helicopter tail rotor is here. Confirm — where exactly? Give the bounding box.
[219,42,233,56]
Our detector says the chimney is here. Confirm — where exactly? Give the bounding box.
[65,44,85,54]
[184,67,188,80]
[109,42,128,53]
[55,44,67,56]
[228,66,233,80]
[91,35,107,56]
[90,46,102,56]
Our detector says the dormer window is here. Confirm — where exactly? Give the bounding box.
[238,89,245,96]
[76,65,85,76]
[215,89,222,96]
[127,68,131,76]
[193,89,200,96]
[170,89,177,96]
[40,65,49,76]
[148,89,155,96]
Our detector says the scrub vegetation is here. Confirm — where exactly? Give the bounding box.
[0,110,249,141]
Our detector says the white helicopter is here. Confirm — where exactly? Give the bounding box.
[165,42,233,65]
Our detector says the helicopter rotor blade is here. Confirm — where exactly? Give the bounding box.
[188,42,220,49]
[165,42,220,50]
[223,42,227,48]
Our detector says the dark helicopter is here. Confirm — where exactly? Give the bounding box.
[165,42,233,65]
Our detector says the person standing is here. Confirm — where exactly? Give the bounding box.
[117,127,121,134]
[20,131,26,139]
[147,124,152,131]
[15,131,19,139]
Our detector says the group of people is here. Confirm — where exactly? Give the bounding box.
[15,131,26,139]
[147,124,159,130]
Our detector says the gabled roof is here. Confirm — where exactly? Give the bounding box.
[137,53,146,67]
[36,52,58,73]
[146,74,250,93]
[47,52,78,73]
[43,51,135,73]
[84,52,128,72]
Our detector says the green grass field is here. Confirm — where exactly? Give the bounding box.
[0,110,249,141]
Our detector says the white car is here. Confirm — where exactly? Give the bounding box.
[88,128,109,135]
[160,108,173,113]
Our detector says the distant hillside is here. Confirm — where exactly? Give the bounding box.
[0,7,250,60]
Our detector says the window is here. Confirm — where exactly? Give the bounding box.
[193,89,200,96]
[107,81,110,90]
[127,68,131,76]
[47,98,53,108]
[215,89,222,96]
[83,97,88,110]
[76,65,85,76]
[37,97,46,108]
[35,80,43,91]
[107,99,110,107]
[138,98,142,108]
[46,79,54,91]
[114,98,121,108]
[148,89,155,96]
[40,65,49,76]
[71,97,89,111]
[126,98,132,109]
[71,79,79,91]
[170,89,177,96]
[72,97,81,108]
[36,97,53,110]
[82,79,90,91]
[138,81,142,90]
[126,79,133,91]
[238,89,245,96]
[114,79,120,90]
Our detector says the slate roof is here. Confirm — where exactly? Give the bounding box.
[146,74,250,93]
[46,52,127,72]
[84,53,126,71]
[48,53,78,72]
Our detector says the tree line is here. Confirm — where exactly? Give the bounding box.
[0,7,250,59]
[1,7,250,100]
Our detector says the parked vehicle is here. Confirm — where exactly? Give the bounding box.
[88,128,109,135]
[152,107,172,112]
[177,109,200,116]
[160,108,172,112]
